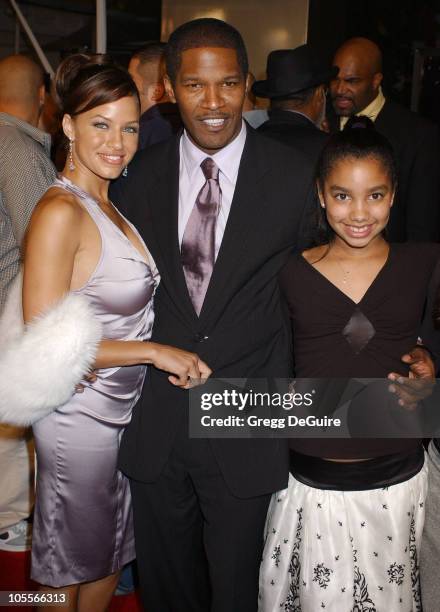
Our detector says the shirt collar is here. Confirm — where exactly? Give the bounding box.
[181,120,247,183]
[340,87,386,129]
[0,112,51,154]
[284,108,317,126]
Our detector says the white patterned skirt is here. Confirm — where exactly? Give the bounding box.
[259,459,428,612]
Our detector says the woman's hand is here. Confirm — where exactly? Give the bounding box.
[148,343,212,389]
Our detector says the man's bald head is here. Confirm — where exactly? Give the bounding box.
[330,37,383,116]
[0,55,45,126]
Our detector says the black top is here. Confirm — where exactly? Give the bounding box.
[280,242,440,459]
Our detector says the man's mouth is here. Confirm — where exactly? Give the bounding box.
[334,97,353,107]
[200,116,228,129]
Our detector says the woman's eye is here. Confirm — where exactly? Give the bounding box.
[123,126,138,134]
[93,122,108,129]
[370,192,384,200]
[335,193,348,201]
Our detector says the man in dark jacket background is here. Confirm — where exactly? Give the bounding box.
[254,45,334,163]
[330,37,440,242]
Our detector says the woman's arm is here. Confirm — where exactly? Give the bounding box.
[23,192,211,387]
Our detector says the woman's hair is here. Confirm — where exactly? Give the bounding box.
[309,118,397,246]
[55,53,139,117]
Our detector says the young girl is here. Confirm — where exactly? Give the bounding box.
[259,124,439,611]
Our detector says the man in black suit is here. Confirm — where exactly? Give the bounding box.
[254,45,333,162]
[330,37,439,242]
[128,42,182,149]
[111,18,316,612]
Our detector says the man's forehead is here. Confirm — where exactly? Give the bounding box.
[334,53,372,78]
[179,47,240,70]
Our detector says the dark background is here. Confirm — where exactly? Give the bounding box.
[1,0,440,120]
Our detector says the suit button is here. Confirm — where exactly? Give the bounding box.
[194,333,208,343]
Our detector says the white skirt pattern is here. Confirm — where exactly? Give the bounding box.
[259,460,428,612]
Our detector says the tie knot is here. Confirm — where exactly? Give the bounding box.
[201,157,219,181]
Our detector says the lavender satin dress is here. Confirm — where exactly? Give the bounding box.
[31,176,158,587]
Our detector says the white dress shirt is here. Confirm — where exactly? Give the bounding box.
[178,120,247,260]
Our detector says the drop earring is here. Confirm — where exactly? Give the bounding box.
[122,166,128,177]
[68,139,75,171]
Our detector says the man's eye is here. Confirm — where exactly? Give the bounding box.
[187,83,202,89]
[223,81,237,87]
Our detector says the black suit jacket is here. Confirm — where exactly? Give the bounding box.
[258,109,329,164]
[110,126,315,498]
[328,99,440,242]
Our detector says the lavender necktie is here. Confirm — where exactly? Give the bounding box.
[181,157,221,315]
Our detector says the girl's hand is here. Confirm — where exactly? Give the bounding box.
[148,343,212,389]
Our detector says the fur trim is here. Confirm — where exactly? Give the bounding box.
[0,271,102,426]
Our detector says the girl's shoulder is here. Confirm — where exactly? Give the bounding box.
[301,244,329,265]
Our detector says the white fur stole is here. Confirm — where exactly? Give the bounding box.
[0,272,102,426]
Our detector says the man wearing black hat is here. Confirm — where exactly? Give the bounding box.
[254,45,336,162]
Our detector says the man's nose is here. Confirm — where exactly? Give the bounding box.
[202,85,223,110]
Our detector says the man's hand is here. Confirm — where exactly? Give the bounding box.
[387,347,435,410]
[75,371,97,393]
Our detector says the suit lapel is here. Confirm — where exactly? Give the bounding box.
[149,135,198,324]
[198,128,271,325]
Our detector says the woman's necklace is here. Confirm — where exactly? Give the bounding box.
[334,257,351,285]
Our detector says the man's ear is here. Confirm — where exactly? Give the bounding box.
[163,74,176,104]
[244,72,251,97]
[151,82,165,102]
[373,72,383,91]
[62,114,75,141]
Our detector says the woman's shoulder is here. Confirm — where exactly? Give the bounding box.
[26,186,86,248]
[31,185,84,226]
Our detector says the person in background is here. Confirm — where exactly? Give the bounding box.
[243,71,269,128]
[255,45,333,162]
[330,37,440,242]
[0,54,56,553]
[128,42,182,149]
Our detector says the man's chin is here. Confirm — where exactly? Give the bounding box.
[191,130,237,153]
[332,106,353,117]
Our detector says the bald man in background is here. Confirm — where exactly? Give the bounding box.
[0,54,56,551]
[128,42,181,149]
[330,37,439,242]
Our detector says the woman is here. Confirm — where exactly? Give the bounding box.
[259,124,439,611]
[23,54,210,611]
